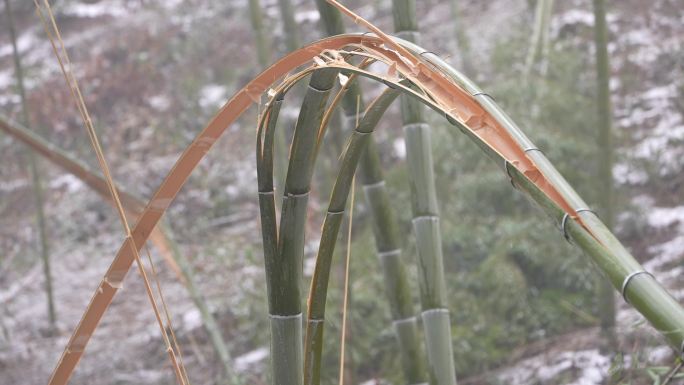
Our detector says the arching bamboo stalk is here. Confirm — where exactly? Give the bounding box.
[312,2,426,383]
[304,87,401,385]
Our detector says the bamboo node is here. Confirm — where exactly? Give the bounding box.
[422,308,450,316]
[575,208,596,215]
[362,180,385,190]
[392,316,417,326]
[523,146,544,155]
[621,270,654,303]
[504,160,517,188]
[269,313,302,320]
[377,249,401,258]
[472,91,495,101]
[560,213,571,242]
[104,270,126,289]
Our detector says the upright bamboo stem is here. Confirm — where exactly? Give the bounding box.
[258,69,338,385]
[313,2,427,383]
[592,0,617,349]
[249,0,272,70]
[524,0,555,75]
[277,0,301,52]
[4,0,56,330]
[449,0,474,77]
[391,1,457,384]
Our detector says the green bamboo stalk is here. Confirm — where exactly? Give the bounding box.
[0,116,240,383]
[448,0,474,77]
[305,88,401,385]
[398,40,684,353]
[258,69,338,385]
[249,0,272,70]
[249,0,288,205]
[592,0,617,349]
[390,1,457,384]
[313,2,427,383]
[4,0,56,331]
[277,0,301,52]
[524,0,555,75]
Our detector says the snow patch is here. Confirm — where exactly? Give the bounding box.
[182,308,202,331]
[199,84,228,109]
[62,1,132,18]
[50,174,84,193]
[235,347,268,372]
[148,95,171,111]
[295,10,320,23]
[393,138,406,159]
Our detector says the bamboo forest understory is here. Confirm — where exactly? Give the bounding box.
[1,0,684,384]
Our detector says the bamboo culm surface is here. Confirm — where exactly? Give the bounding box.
[391,1,458,384]
[258,69,338,385]
[592,0,617,348]
[304,87,401,385]
[312,1,427,383]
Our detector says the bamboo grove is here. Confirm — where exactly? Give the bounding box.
[7,1,683,385]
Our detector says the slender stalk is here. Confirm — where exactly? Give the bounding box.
[0,116,240,382]
[524,0,555,76]
[249,0,288,204]
[448,0,474,77]
[249,0,272,70]
[592,0,617,349]
[305,88,400,385]
[160,222,241,385]
[277,0,301,52]
[313,2,427,383]
[5,0,56,330]
[391,1,457,384]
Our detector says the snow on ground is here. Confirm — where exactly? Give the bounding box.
[234,346,268,372]
[62,0,134,18]
[198,84,228,110]
[498,349,611,385]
